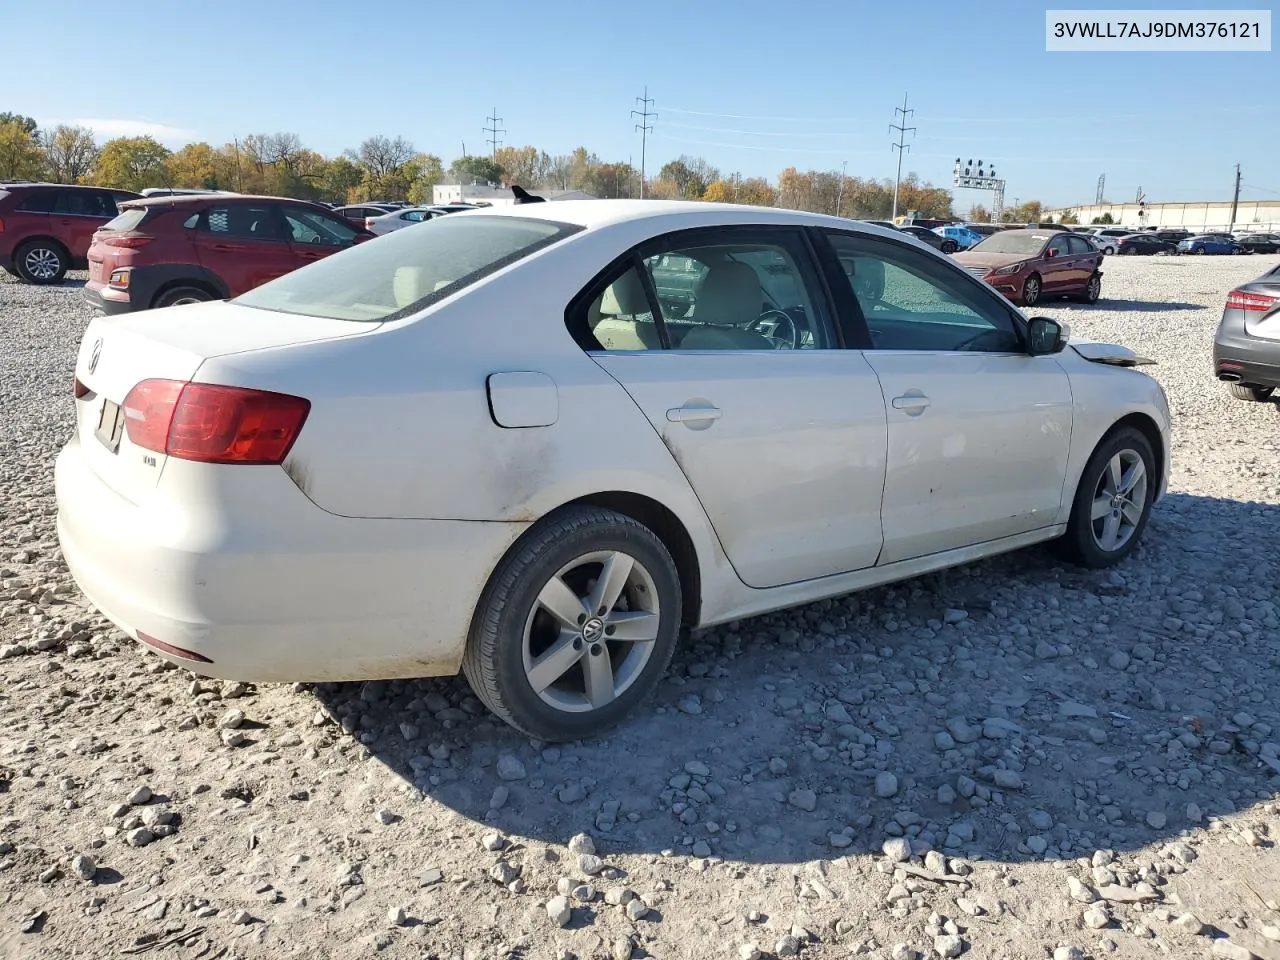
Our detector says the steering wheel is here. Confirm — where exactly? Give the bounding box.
[747,309,800,350]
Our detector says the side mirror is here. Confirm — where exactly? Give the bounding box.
[1027,317,1068,355]
[1045,247,1058,258]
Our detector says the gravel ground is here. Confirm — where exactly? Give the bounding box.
[1,258,1278,960]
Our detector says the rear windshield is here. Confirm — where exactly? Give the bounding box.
[102,208,148,232]
[234,214,581,322]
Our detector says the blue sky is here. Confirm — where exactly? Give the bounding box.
[7,0,1277,208]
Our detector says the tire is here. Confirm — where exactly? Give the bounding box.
[153,286,214,309]
[463,506,682,741]
[14,239,68,284]
[1195,247,1206,255]
[1102,246,1115,256]
[1079,272,1102,303]
[1019,273,1042,307]
[1051,426,1156,569]
[1228,383,1274,402]
[941,240,958,254]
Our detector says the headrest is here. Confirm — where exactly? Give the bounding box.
[694,261,762,326]
[600,269,650,316]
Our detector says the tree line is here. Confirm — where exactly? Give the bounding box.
[1,111,1052,221]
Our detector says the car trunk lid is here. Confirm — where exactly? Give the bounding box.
[72,301,379,505]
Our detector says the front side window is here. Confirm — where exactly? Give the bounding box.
[580,232,836,352]
[283,207,359,246]
[236,214,579,322]
[825,232,1022,353]
[1047,235,1071,256]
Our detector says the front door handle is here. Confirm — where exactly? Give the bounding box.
[891,394,931,414]
[666,405,722,423]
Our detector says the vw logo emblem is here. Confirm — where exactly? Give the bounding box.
[581,618,605,643]
[88,338,103,374]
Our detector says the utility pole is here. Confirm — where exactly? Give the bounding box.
[889,93,916,221]
[1229,162,1242,231]
[631,87,656,199]
[483,108,506,164]
[836,160,847,217]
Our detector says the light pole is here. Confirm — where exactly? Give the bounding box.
[952,158,1006,222]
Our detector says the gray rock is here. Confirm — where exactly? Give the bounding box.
[125,828,154,847]
[568,833,596,856]
[218,708,245,729]
[496,755,527,781]
[937,784,957,804]
[489,860,520,885]
[1172,914,1204,935]
[882,838,912,862]
[934,935,965,958]
[775,935,800,957]
[1108,651,1130,670]
[788,788,817,812]
[875,772,900,798]
[1068,877,1097,903]
[70,853,96,881]
[684,760,710,777]
[738,947,762,960]
[387,905,407,927]
[231,910,253,925]
[604,887,636,906]
[1146,811,1167,829]
[611,938,634,960]
[127,786,152,806]
[1210,940,1256,960]
[546,895,572,927]
[992,770,1023,791]
[578,853,605,876]
[946,718,980,744]
[1053,949,1085,960]
[1083,906,1111,929]
[944,608,968,624]
[625,897,650,921]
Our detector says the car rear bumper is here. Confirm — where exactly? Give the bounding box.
[83,280,134,315]
[1214,324,1280,389]
[55,435,530,682]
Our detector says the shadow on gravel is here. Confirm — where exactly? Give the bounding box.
[313,492,1280,867]
[1048,299,1204,313]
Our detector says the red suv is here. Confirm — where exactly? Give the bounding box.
[83,194,374,313]
[0,183,141,283]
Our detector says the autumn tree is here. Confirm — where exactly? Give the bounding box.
[1001,199,1045,223]
[737,177,777,207]
[405,154,445,205]
[1057,208,1080,224]
[701,179,735,204]
[448,154,504,187]
[0,120,46,180]
[91,136,171,191]
[657,155,717,199]
[318,156,363,203]
[41,125,98,183]
[493,145,542,187]
[0,113,38,135]
[1091,212,1115,225]
[164,142,223,189]
[967,204,991,223]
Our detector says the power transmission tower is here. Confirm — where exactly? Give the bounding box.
[1229,162,1242,231]
[889,93,916,220]
[1095,173,1105,204]
[836,159,847,217]
[483,107,505,163]
[631,87,656,199]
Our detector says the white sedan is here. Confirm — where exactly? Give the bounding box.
[56,200,1171,741]
[364,204,477,235]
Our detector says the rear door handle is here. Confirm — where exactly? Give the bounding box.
[891,394,931,414]
[666,405,722,423]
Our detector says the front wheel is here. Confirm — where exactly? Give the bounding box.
[153,286,214,309]
[1079,272,1102,303]
[941,240,958,254]
[1228,383,1274,402]
[463,506,682,741]
[1102,246,1115,256]
[1020,273,1042,307]
[1051,427,1156,569]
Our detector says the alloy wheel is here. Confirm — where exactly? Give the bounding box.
[1090,449,1148,552]
[23,247,62,281]
[1023,276,1041,305]
[521,550,661,713]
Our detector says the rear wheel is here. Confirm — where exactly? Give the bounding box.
[463,506,682,741]
[153,286,214,309]
[1051,426,1155,569]
[1079,272,1102,303]
[1228,383,1275,402]
[1102,245,1115,256]
[14,240,68,284]
[941,240,958,254]
[1020,273,1042,307]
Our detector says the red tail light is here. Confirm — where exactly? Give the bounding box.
[121,379,310,465]
[104,235,152,248]
[0,217,5,233]
[1226,290,1278,312]
[364,218,378,230]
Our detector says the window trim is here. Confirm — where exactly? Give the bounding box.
[813,228,1031,354]
[566,224,844,354]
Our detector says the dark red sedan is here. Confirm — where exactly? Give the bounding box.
[952,228,1103,307]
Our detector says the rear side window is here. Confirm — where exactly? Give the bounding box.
[102,208,149,232]
[53,191,116,217]
[234,215,581,322]
[15,190,59,213]
[201,204,287,241]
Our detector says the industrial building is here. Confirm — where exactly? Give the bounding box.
[1044,199,1280,233]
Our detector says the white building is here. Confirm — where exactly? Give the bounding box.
[432,183,596,207]
[1044,199,1280,233]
